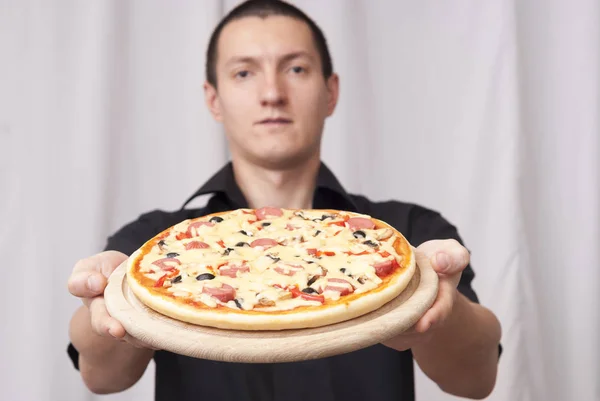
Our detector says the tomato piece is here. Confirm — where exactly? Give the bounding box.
[290,286,325,303]
[272,285,324,303]
[176,232,191,240]
[216,240,225,248]
[345,250,371,256]
[306,249,336,257]
[154,275,167,287]
[328,221,346,227]
[154,269,179,287]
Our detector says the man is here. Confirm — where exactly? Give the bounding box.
[66,1,502,400]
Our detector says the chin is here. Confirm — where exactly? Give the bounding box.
[250,149,316,170]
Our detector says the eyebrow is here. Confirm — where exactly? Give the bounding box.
[224,51,314,68]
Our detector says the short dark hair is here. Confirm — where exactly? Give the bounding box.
[205,0,333,87]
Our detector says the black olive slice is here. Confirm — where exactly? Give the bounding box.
[294,212,308,220]
[363,240,379,248]
[209,216,224,223]
[196,273,215,281]
[266,254,280,262]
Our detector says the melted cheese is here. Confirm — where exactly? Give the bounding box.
[139,208,404,311]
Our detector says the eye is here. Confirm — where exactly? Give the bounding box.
[290,66,306,74]
[235,70,250,79]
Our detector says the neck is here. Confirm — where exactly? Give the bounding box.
[231,157,321,210]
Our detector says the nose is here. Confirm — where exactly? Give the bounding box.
[260,74,287,107]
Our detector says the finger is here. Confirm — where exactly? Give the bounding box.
[414,280,456,333]
[89,304,160,350]
[89,297,122,338]
[68,271,107,299]
[417,239,470,275]
[72,251,128,277]
[68,251,128,298]
[94,251,129,278]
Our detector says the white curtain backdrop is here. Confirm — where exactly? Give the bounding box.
[1,1,598,400]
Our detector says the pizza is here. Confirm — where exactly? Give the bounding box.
[125,207,416,331]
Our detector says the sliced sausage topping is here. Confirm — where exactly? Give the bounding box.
[219,262,250,278]
[324,278,354,295]
[255,207,283,221]
[202,283,235,302]
[347,217,376,230]
[184,241,210,250]
[250,238,278,249]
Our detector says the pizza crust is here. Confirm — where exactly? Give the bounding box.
[126,210,416,331]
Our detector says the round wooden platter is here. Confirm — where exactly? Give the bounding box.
[104,250,438,364]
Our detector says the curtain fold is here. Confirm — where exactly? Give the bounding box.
[1,1,597,400]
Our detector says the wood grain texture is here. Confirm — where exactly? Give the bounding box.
[104,249,438,363]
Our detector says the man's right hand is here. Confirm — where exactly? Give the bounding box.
[67,250,156,394]
[67,250,157,349]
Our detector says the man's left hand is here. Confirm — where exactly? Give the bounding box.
[382,239,470,351]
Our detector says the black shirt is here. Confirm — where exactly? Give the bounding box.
[68,162,485,401]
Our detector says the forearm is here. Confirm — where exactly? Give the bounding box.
[411,293,502,399]
[69,305,154,394]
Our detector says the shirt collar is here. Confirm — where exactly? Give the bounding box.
[181,161,358,212]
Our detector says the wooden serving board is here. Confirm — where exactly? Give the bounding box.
[105,250,438,363]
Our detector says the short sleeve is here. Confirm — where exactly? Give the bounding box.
[406,206,479,304]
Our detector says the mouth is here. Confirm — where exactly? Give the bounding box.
[257,118,293,125]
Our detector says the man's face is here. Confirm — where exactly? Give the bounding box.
[205,16,339,170]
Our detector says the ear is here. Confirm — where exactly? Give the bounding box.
[204,81,222,122]
[325,73,340,117]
